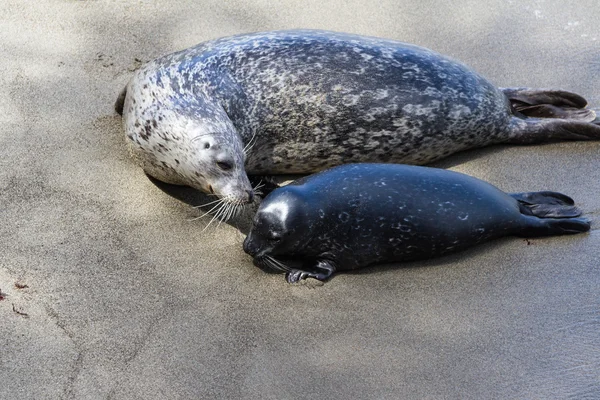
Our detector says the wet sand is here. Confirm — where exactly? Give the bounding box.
[1,1,599,398]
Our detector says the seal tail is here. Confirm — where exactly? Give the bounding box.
[500,87,600,143]
[115,87,127,116]
[511,191,582,218]
[517,216,590,237]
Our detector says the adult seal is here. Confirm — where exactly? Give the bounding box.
[243,163,590,282]
[116,30,600,206]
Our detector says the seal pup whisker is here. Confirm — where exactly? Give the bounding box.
[263,256,292,273]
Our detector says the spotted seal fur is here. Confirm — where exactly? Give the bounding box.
[243,163,590,282]
[116,30,600,208]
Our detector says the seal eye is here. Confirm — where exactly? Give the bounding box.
[216,161,233,171]
[204,143,210,149]
[269,234,282,243]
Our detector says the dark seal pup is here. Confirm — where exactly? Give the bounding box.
[116,30,600,207]
[243,163,590,283]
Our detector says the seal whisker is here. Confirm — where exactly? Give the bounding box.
[218,203,233,225]
[265,256,292,273]
[226,203,238,222]
[217,200,237,226]
[201,201,229,231]
[243,131,258,155]
[192,198,225,209]
[252,180,266,196]
[189,198,226,221]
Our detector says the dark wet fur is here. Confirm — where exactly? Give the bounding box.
[244,164,591,283]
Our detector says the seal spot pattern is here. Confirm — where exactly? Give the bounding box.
[117,30,600,203]
[244,163,590,282]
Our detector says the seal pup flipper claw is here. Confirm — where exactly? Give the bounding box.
[511,191,582,218]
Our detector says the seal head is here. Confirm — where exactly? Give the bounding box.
[243,189,313,260]
[122,73,254,204]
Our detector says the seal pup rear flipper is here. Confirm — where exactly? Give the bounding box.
[518,216,590,237]
[511,191,582,218]
[513,190,589,236]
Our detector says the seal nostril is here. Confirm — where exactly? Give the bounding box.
[247,189,254,203]
[208,185,214,194]
[216,161,233,171]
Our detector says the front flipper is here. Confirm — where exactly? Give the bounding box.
[286,260,336,283]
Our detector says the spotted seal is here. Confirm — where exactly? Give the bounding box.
[243,163,590,282]
[116,30,600,209]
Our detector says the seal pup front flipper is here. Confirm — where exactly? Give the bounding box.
[511,191,582,218]
[285,260,336,284]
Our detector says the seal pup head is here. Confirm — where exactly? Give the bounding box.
[243,189,313,270]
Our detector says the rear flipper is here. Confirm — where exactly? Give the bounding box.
[506,117,600,143]
[501,87,600,143]
[511,191,582,218]
[518,216,590,237]
[501,87,595,121]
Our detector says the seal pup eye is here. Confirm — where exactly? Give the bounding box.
[204,142,210,149]
[216,161,233,171]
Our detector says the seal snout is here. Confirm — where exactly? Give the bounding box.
[243,233,257,256]
[246,189,255,204]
